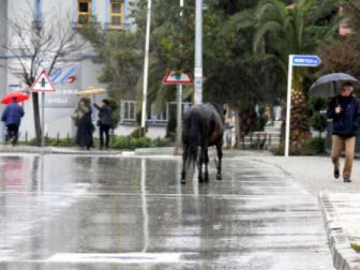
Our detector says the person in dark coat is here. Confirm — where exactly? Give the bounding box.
[327,82,360,183]
[94,99,112,150]
[1,97,24,146]
[72,98,94,150]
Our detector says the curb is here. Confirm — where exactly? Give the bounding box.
[135,147,179,156]
[319,192,360,270]
[0,146,124,156]
[0,146,273,157]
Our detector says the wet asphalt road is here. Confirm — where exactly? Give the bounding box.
[0,154,333,270]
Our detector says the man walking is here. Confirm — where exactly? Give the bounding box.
[1,97,24,146]
[327,83,360,183]
[94,99,112,150]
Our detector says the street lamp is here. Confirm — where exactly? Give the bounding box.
[194,0,203,105]
[141,0,152,136]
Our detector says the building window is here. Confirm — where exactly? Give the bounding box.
[121,100,136,122]
[149,103,168,122]
[110,0,124,29]
[78,0,92,27]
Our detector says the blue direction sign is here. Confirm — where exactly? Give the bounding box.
[292,55,322,67]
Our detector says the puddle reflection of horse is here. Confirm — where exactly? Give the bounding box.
[181,103,225,184]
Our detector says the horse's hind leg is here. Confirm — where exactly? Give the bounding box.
[198,147,204,183]
[204,148,209,182]
[216,143,223,180]
[181,146,187,184]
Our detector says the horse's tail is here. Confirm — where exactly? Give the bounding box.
[186,111,200,168]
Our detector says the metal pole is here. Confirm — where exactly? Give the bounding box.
[285,55,293,157]
[41,92,45,147]
[194,0,203,105]
[141,159,149,253]
[176,85,182,145]
[176,0,184,146]
[141,0,152,135]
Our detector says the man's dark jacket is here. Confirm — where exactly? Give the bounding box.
[327,95,360,137]
[94,104,112,126]
[1,102,24,126]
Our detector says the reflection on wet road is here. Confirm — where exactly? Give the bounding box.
[0,155,333,269]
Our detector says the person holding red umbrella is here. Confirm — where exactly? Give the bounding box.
[1,97,24,146]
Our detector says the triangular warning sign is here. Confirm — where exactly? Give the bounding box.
[162,70,194,85]
[30,70,56,92]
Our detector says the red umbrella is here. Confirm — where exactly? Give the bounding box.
[1,91,29,105]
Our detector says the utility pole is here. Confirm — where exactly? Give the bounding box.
[194,0,203,105]
[141,0,152,136]
[176,0,184,146]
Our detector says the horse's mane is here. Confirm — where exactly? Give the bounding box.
[209,103,225,122]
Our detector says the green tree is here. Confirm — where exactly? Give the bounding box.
[133,0,195,113]
[319,0,360,79]
[203,1,288,145]
[254,0,338,152]
[80,23,143,101]
[134,0,283,144]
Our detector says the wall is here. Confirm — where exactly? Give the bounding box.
[0,0,8,141]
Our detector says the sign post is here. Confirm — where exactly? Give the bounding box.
[285,55,321,157]
[163,70,193,145]
[30,70,56,147]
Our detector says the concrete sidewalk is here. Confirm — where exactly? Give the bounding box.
[247,156,360,270]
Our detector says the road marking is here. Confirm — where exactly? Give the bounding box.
[46,253,186,263]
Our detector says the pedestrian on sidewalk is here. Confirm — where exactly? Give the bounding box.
[94,99,112,150]
[327,82,360,183]
[273,98,282,121]
[72,98,94,150]
[1,97,24,146]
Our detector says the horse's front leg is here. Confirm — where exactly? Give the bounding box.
[216,143,223,180]
[181,145,187,184]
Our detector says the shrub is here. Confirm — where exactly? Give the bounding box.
[154,137,172,147]
[308,97,328,137]
[21,135,172,150]
[309,114,328,134]
[134,137,154,149]
[302,137,326,155]
[272,138,326,156]
[110,136,172,150]
[351,243,360,253]
[130,128,142,138]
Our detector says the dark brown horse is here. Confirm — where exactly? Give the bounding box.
[181,103,225,184]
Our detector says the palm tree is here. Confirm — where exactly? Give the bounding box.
[254,0,337,152]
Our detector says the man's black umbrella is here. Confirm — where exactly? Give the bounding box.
[309,73,360,98]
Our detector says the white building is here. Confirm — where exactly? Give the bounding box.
[0,0,171,142]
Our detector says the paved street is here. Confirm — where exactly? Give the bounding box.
[0,154,333,269]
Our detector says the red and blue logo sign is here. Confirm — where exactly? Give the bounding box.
[51,67,77,85]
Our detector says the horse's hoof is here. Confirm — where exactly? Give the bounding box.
[181,179,186,185]
[216,175,222,181]
[204,176,209,183]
